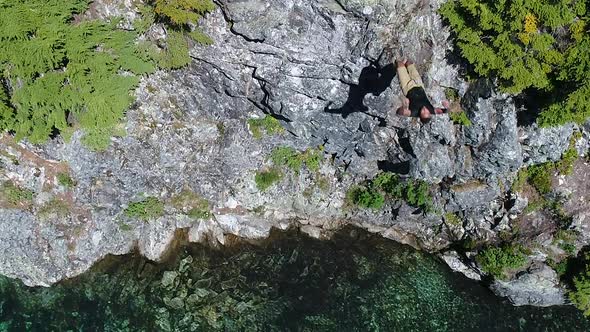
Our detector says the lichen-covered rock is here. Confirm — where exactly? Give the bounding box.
[490,263,566,306]
[440,251,481,281]
[521,124,576,165]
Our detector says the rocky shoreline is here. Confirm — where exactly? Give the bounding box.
[1,0,590,309]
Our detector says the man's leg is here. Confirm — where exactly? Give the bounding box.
[397,62,417,96]
[407,63,424,88]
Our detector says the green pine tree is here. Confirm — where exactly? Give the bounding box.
[440,0,590,127]
[0,0,157,149]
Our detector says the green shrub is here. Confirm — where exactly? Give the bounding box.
[556,134,580,175]
[124,197,165,221]
[405,180,432,210]
[270,147,303,172]
[0,0,157,149]
[444,87,459,101]
[527,163,554,194]
[476,245,528,280]
[346,186,385,210]
[440,0,590,127]
[133,4,157,34]
[255,168,282,191]
[346,172,433,212]
[248,116,284,139]
[56,173,75,188]
[301,148,322,172]
[513,134,580,194]
[269,146,323,174]
[0,182,34,208]
[547,258,568,277]
[450,111,472,127]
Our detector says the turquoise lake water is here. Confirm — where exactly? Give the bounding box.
[0,227,588,331]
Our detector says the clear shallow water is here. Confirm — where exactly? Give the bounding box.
[0,227,588,331]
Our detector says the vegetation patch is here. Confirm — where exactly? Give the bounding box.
[444,212,462,226]
[270,146,323,174]
[56,173,76,188]
[449,111,472,127]
[523,198,546,214]
[476,244,528,280]
[556,132,581,176]
[171,189,211,220]
[248,115,284,139]
[440,0,590,127]
[0,182,34,208]
[255,168,283,192]
[346,172,433,212]
[124,197,165,221]
[553,230,578,255]
[444,87,459,101]
[38,198,70,218]
[527,163,554,195]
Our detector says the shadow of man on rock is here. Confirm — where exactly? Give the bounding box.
[325,63,395,127]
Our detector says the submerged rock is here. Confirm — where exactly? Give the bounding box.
[0,0,589,311]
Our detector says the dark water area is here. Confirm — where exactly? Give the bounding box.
[0,227,588,331]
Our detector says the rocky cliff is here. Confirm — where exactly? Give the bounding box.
[1,0,589,307]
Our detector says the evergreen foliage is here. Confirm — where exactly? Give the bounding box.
[0,0,156,149]
[571,252,590,316]
[440,0,590,127]
[476,244,528,280]
[153,0,215,27]
[527,162,554,194]
[346,186,385,210]
[158,30,192,69]
[136,0,215,70]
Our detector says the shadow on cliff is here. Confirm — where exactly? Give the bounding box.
[324,63,395,127]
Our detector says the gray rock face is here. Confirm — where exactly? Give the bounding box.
[0,0,588,309]
[491,264,566,307]
[440,251,481,281]
[0,0,460,287]
[447,181,500,211]
[472,99,522,178]
[521,124,575,165]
